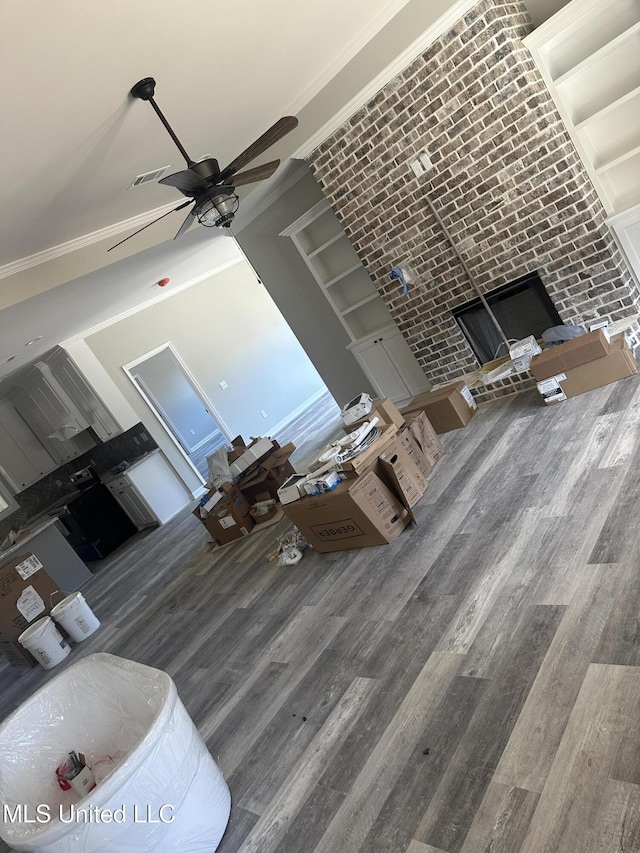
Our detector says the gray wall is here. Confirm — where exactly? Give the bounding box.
[237,167,375,408]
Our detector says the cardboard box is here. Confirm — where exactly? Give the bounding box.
[529,329,611,382]
[397,428,433,480]
[229,437,275,478]
[343,397,405,433]
[538,333,636,403]
[339,424,399,476]
[0,553,62,667]
[193,484,254,545]
[282,470,411,553]
[406,411,445,466]
[401,380,477,433]
[237,442,296,502]
[377,442,428,509]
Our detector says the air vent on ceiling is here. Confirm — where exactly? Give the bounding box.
[128,165,172,188]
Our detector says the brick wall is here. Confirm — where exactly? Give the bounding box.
[306,0,640,401]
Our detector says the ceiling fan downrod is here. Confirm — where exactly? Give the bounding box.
[130,78,194,167]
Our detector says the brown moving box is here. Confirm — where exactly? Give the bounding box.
[378,442,428,509]
[539,333,636,403]
[0,552,62,667]
[343,397,405,433]
[406,411,445,466]
[236,442,296,503]
[339,424,399,476]
[529,329,610,382]
[401,380,477,433]
[282,470,411,552]
[397,428,433,480]
[193,483,254,545]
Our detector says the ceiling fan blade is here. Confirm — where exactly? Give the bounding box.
[218,116,298,182]
[174,208,197,239]
[159,169,207,196]
[108,201,192,251]
[223,160,280,187]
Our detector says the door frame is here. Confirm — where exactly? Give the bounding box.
[123,342,232,480]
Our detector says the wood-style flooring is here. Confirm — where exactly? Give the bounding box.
[2,378,640,852]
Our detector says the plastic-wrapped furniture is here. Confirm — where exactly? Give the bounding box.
[0,653,231,852]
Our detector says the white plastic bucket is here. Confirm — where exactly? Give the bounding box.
[18,616,71,670]
[51,592,100,642]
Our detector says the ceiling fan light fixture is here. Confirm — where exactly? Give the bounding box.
[195,186,239,228]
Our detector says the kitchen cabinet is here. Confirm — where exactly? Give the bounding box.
[104,451,190,528]
[10,363,96,464]
[46,348,120,441]
[349,326,432,405]
[281,201,430,403]
[524,0,640,214]
[0,400,57,492]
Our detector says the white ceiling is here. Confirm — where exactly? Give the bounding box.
[0,0,566,384]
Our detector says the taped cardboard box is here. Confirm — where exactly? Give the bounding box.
[405,411,445,467]
[396,428,433,480]
[282,470,411,553]
[537,333,636,403]
[193,483,254,545]
[378,442,428,509]
[401,380,477,433]
[0,553,62,667]
[339,424,399,476]
[236,441,296,502]
[343,397,405,433]
[529,329,610,382]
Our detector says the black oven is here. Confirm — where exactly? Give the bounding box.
[49,483,136,561]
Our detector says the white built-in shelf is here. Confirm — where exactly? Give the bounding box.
[306,232,343,259]
[280,199,431,404]
[324,263,362,289]
[525,0,640,215]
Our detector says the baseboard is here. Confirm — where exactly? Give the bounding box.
[269,387,331,437]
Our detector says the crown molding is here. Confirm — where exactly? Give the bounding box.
[60,257,243,345]
[292,0,478,159]
[0,201,182,281]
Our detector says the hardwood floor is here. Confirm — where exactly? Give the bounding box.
[1,378,640,852]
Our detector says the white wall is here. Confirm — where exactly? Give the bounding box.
[83,258,326,494]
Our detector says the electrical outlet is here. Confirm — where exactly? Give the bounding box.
[260,410,267,418]
[190,429,196,435]
[55,479,63,487]
[140,432,149,442]
[219,380,228,390]
[133,436,140,445]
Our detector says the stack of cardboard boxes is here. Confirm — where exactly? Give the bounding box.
[193,437,296,546]
[282,398,445,553]
[530,329,637,404]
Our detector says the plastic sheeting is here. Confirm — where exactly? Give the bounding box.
[0,653,230,852]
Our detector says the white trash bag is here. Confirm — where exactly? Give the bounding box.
[0,653,231,852]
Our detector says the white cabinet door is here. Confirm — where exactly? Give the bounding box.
[12,366,88,441]
[0,400,56,492]
[352,337,410,403]
[112,485,156,529]
[126,453,190,524]
[380,327,430,395]
[351,328,430,405]
[47,349,120,441]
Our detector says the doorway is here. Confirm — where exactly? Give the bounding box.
[124,344,230,479]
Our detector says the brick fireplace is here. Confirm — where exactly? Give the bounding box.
[305,0,640,401]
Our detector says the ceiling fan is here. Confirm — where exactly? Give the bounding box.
[109,78,298,251]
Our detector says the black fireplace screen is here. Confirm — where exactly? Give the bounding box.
[452,271,562,364]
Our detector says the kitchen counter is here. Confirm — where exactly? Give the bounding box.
[0,518,93,591]
[100,448,161,484]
